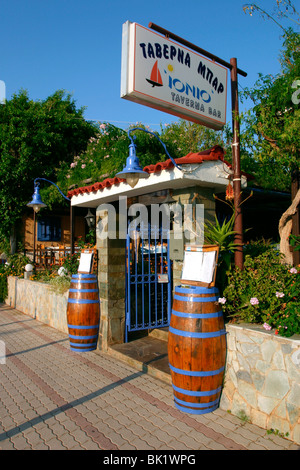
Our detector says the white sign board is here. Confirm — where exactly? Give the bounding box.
[78,252,93,273]
[181,250,217,284]
[121,22,227,130]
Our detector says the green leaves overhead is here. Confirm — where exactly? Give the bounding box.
[241,28,300,191]
[0,89,97,237]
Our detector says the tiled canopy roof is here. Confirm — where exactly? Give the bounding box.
[67,145,238,198]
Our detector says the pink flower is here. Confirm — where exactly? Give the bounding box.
[81,164,86,169]
[100,123,106,129]
[263,323,272,331]
[250,297,259,305]
[70,162,77,168]
[218,297,226,304]
[275,292,284,298]
[290,268,297,274]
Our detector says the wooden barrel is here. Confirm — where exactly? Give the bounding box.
[168,285,226,414]
[67,274,100,352]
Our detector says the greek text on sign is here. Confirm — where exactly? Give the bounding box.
[121,22,227,130]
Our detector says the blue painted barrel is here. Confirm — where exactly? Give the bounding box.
[67,274,100,352]
[168,285,226,414]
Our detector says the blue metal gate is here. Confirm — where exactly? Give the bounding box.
[125,222,172,342]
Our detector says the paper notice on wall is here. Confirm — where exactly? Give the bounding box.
[181,250,216,284]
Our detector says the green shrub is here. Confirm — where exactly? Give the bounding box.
[222,248,300,337]
[49,275,71,294]
[62,252,80,274]
[0,253,30,302]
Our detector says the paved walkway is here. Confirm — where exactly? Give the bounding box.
[0,304,299,452]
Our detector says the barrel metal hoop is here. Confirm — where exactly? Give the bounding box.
[68,334,98,340]
[72,274,97,278]
[169,363,225,377]
[69,289,99,293]
[169,326,226,339]
[173,401,219,414]
[70,344,97,351]
[67,299,100,304]
[172,384,222,397]
[176,287,218,295]
[71,280,97,284]
[69,341,98,347]
[174,396,220,408]
[171,310,223,319]
[174,294,218,303]
[68,324,99,330]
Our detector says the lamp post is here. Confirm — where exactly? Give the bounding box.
[27,178,71,264]
[116,127,181,187]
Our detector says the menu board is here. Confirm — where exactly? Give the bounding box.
[78,251,94,274]
[181,245,218,287]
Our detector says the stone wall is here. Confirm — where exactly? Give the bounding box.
[220,323,300,445]
[6,276,68,334]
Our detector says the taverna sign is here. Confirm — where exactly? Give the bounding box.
[121,21,228,130]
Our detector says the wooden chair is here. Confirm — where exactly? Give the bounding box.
[40,244,52,268]
[36,244,43,266]
[58,245,66,266]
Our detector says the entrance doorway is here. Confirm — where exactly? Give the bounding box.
[125,222,172,342]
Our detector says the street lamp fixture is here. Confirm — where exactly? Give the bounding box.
[27,178,71,264]
[27,178,70,211]
[116,127,181,188]
[85,209,95,229]
[27,183,47,213]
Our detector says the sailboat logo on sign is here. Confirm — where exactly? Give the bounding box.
[146,60,163,88]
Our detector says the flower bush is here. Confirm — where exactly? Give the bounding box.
[62,252,81,275]
[221,248,300,337]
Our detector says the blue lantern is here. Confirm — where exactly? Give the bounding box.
[27,183,47,212]
[116,142,149,188]
[116,128,181,188]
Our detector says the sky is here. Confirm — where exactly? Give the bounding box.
[0,0,294,131]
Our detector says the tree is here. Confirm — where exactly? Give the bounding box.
[159,120,232,158]
[242,2,300,263]
[50,122,168,201]
[53,119,235,202]
[241,29,300,191]
[0,89,97,252]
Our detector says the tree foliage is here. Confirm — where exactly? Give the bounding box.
[51,122,168,203]
[0,89,97,239]
[241,2,300,191]
[56,119,233,203]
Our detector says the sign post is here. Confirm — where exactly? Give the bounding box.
[230,58,243,270]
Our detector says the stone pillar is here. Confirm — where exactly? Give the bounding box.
[97,235,126,351]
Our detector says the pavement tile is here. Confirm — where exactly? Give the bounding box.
[0,304,299,452]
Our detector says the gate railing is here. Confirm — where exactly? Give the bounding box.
[125,223,172,342]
